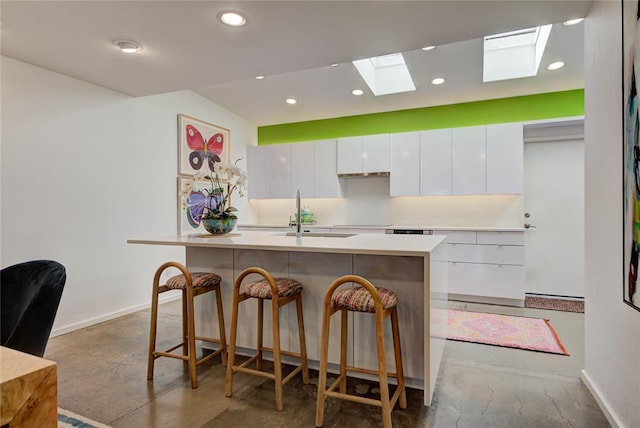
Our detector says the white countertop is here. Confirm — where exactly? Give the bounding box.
[384,225,525,232]
[238,224,525,232]
[128,230,446,257]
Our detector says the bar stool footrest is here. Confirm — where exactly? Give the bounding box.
[233,365,276,380]
[259,346,305,360]
[322,384,404,409]
[344,365,401,379]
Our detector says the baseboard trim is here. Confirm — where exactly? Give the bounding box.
[581,369,623,428]
[50,294,181,337]
[448,293,524,308]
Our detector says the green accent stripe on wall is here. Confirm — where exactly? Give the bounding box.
[258,89,584,145]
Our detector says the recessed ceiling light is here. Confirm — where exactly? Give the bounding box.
[563,18,584,26]
[421,46,436,51]
[285,98,298,105]
[330,63,339,67]
[547,61,565,71]
[352,89,364,96]
[255,75,265,80]
[218,11,247,27]
[431,77,445,85]
[113,39,142,54]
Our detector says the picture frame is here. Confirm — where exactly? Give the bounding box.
[178,114,230,176]
[622,0,640,311]
[177,176,223,235]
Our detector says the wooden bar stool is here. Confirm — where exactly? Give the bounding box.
[225,267,309,411]
[147,261,227,389]
[315,275,407,428]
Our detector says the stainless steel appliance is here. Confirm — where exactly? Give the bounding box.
[384,228,434,235]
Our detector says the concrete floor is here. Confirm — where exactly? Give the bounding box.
[45,299,609,427]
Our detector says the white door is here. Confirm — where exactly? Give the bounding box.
[524,138,584,297]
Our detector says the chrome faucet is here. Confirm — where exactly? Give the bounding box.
[296,189,302,238]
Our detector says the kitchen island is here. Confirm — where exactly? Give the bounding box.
[128,231,448,405]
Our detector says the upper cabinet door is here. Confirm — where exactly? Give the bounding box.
[451,126,486,195]
[267,143,292,198]
[362,134,390,173]
[337,136,363,174]
[314,139,343,198]
[420,129,452,195]
[486,123,524,194]
[291,142,314,197]
[390,132,420,196]
[246,146,269,199]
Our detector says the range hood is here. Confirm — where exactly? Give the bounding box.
[337,171,390,178]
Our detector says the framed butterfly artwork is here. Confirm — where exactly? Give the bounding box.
[178,114,230,176]
[177,176,223,234]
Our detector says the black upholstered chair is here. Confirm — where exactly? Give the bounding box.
[1,260,66,357]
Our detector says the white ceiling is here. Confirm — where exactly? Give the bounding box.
[0,1,591,126]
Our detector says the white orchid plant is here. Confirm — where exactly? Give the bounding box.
[182,159,247,226]
[203,158,247,219]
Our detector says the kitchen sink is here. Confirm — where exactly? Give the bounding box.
[282,232,356,238]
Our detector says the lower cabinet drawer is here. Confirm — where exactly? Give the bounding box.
[448,243,524,265]
[438,230,476,244]
[476,231,525,245]
[448,262,525,300]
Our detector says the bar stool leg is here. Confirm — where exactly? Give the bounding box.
[315,301,332,427]
[272,298,284,411]
[181,289,188,363]
[391,307,407,409]
[215,285,228,367]
[257,298,264,371]
[339,309,348,393]
[225,286,240,397]
[375,311,392,428]
[147,278,160,381]
[295,295,310,384]
[186,284,198,389]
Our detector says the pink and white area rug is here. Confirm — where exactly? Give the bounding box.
[439,309,569,356]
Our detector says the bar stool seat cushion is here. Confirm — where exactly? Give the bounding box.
[166,272,222,290]
[243,278,303,299]
[332,286,398,313]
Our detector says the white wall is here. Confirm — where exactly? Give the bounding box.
[1,57,257,335]
[252,178,522,227]
[584,2,640,427]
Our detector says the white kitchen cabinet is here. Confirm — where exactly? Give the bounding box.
[362,134,390,173]
[267,143,292,198]
[246,146,269,199]
[449,263,525,301]
[443,229,525,306]
[448,244,525,265]
[337,134,390,174]
[477,231,525,245]
[313,139,343,198]
[451,126,486,195]
[420,129,452,195]
[486,122,524,194]
[390,132,420,196]
[291,142,314,197]
[248,140,342,199]
[337,136,363,174]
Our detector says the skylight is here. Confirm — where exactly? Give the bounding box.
[352,52,416,96]
[483,25,552,82]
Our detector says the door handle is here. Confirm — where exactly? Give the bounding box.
[524,223,537,229]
